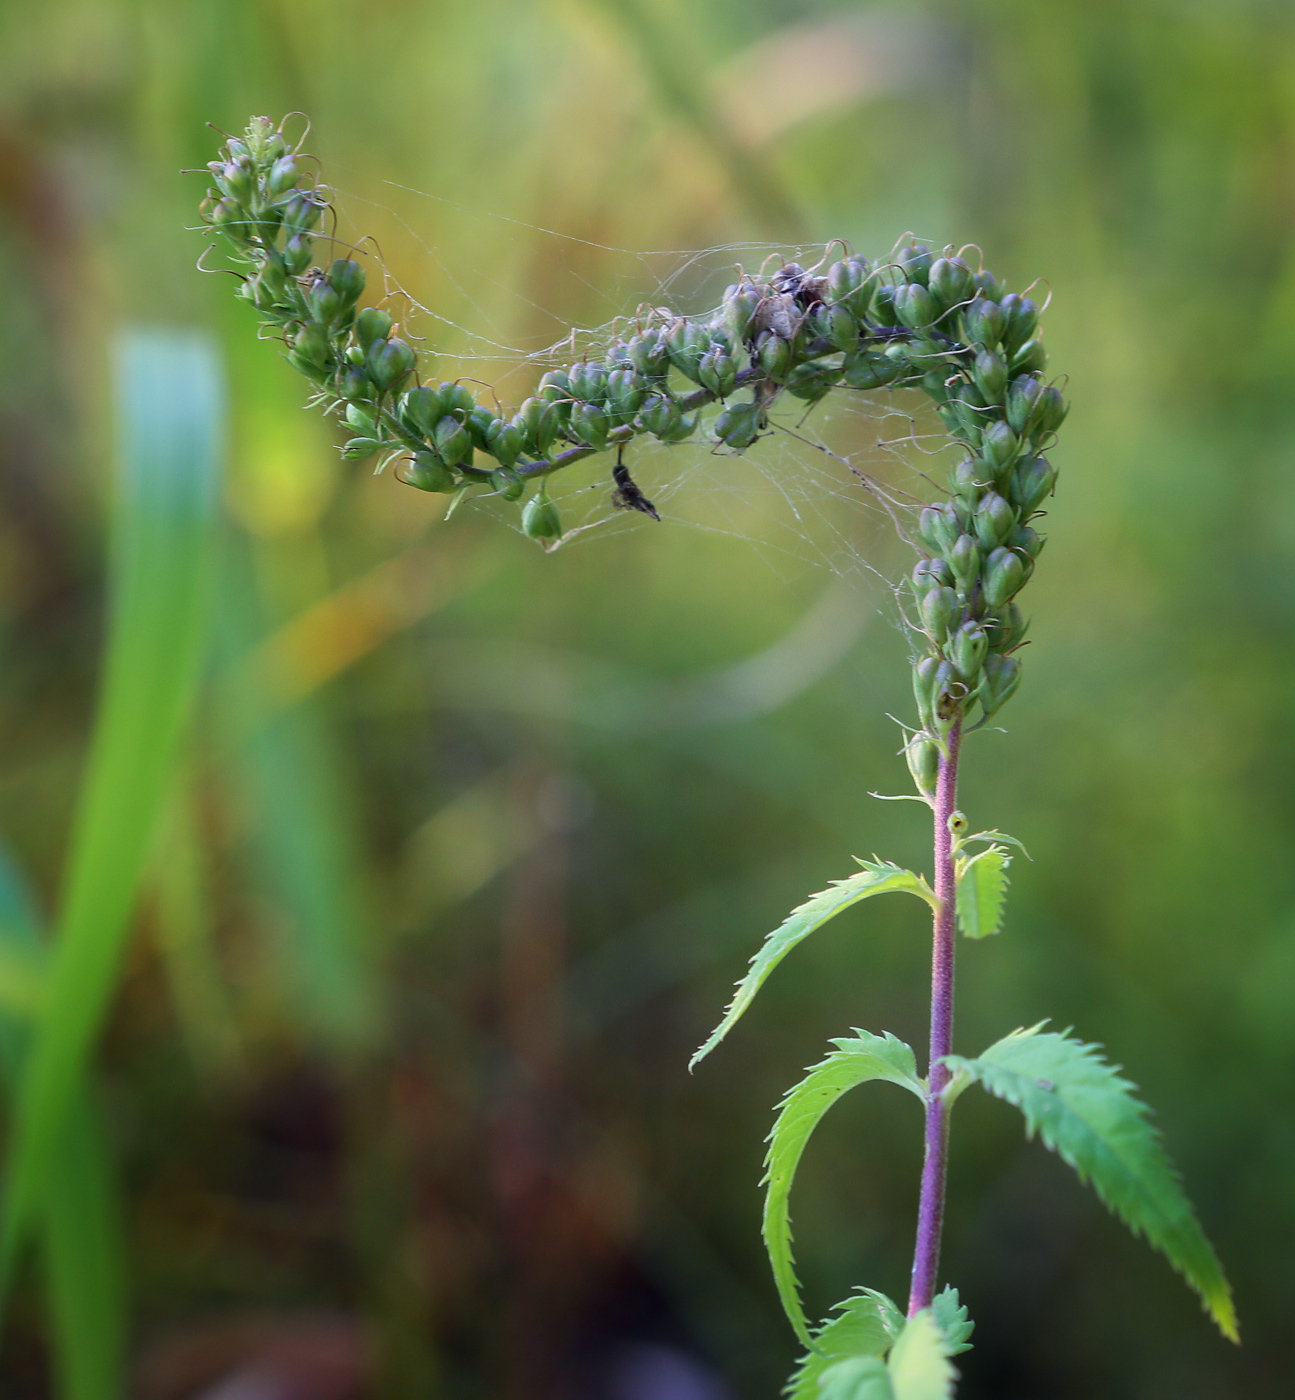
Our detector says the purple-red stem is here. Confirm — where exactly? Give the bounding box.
[907,718,962,1316]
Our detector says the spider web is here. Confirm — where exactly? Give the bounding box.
[324,177,963,602]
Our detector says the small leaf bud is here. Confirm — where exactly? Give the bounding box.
[1007,523,1044,558]
[974,270,1003,301]
[287,322,331,376]
[912,556,954,591]
[282,234,313,274]
[514,397,559,455]
[786,361,839,402]
[824,304,860,353]
[626,329,669,379]
[1006,373,1045,434]
[951,457,986,501]
[466,404,498,451]
[568,361,607,403]
[538,369,571,403]
[281,191,325,236]
[913,656,941,728]
[1035,385,1068,435]
[606,366,646,417]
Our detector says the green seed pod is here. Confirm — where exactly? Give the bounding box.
[1035,385,1068,434]
[306,277,344,328]
[538,369,571,403]
[822,304,859,354]
[486,419,523,469]
[979,653,1022,716]
[931,660,961,725]
[571,401,610,450]
[345,403,377,435]
[342,436,384,459]
[913,656,941,729]
[698,348,737,399]
[522,492,562,539]
[913,556,954,591]
[917,503,960,556]
[287,321,331,376]
[433,414,473,466]
[400,386,441,437]
[950,621,989,684]
[366,337,416,393]
[1009,454,1056,516]
[440,383,476,418]
[757,333,792,381]
[986,601,1028,652]
[281,191,325,236]
[666,321,710,382]
[842,351,902,389]
[568,362,606,403]
[1008,523,1044,558]
[722,283,763,342]
[920,585,960,642]
[982,546,1026,608]
[355,307,394,352]
[949,533,981,593]
[827,256,873,318]
[1010,339,1047,375]
[980,419,1020,475]
[406,451,457,492]
[962,297,1005,349]
[282,233,313,274]
[512,397,558,456]
[951,457,986,502]
[266,154,299,195]
[338,366,371,401]
[714,400,762,450]
[870,284,900,327]
[928,256,974,311]
[894,283,937,330]
[1000,294,1039,354]
[490,467,524,501]
[975,270,1003,301]
[973,492,1016,550]
[661,409,699,443]
[972,350,1009,404]
[637,393,681,439]
[209,198,250,239]
[327,258,365,306]
[1006,374,1045,434]
[466,404,498,452]
[897,244,933,285]
[786,361,839,402]
[922,368,954,403]
[905,733,940,799]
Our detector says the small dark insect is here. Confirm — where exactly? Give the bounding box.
[611,454,659,520]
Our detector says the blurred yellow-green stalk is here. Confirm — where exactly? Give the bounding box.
[0,2,1293,1397]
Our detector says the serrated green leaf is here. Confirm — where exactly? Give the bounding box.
[764,1032,925,1345]
[930,1287,973,1355]
[785,1290,902,1400]
[946,1027,1237,1341]
[956,846,1008,940]
[691,863,935,1069]
[888,1310,956,1400]
[819,1356,894,1400]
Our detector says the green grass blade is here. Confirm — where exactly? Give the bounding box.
[691,862,936,1069]
[763,1031,924,1345]
[956,845,1009,940]
[946,1027,1238,1341]
[0,329,222,1307]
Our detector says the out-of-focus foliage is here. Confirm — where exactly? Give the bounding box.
[0,2,1293,1398]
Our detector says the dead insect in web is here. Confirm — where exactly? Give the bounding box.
[611,452,659,520]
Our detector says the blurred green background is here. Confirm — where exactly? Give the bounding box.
[1,1,1293,1397]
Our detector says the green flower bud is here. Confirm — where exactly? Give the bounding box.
[999,294,1039,354]
[982,546,1026,608]
[400,386,441,437]
[433,414,473,466]
[786,360,839,403]
[522,492,562,539]
[366,337,416,393]
[486,419,524,469]
[843,351,902,389]
[822,304,859,354]
[962,297,1004,348]
[917,503,960,556]
[722,283,764,342]
[355,307,394,351]
[973,492,1016,550]
[920,585,960,642]
[1008,454,1055,516]
[1009,338,1047,375]
[950,621,989,684]
[490,467,524,501]
[714,401,762,450]
[894,283,937,330]
[905,733,940,799]
[266,155,299,195]
[406,451,457,492]
[571,401,610,450]
[757,333,792,381]
[949,533,981,593]
[972,349,1009,404]
[981,419,1020,474]
[928,256,974,311]
[342,437,385,459]
[327,258,365,305]
[870,284,900,327]
[638,393,682,439]
[978,653,1022,716]
[282,234,313,274]
[986,601,1028,652]
[698,348,737,399]
[897,244,933,285]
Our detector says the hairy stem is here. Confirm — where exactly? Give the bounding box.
[908,718,962,1315]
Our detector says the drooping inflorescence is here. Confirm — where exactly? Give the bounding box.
[199,117,1067,776]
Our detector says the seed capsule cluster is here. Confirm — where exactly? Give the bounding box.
[201,118,1066,764]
